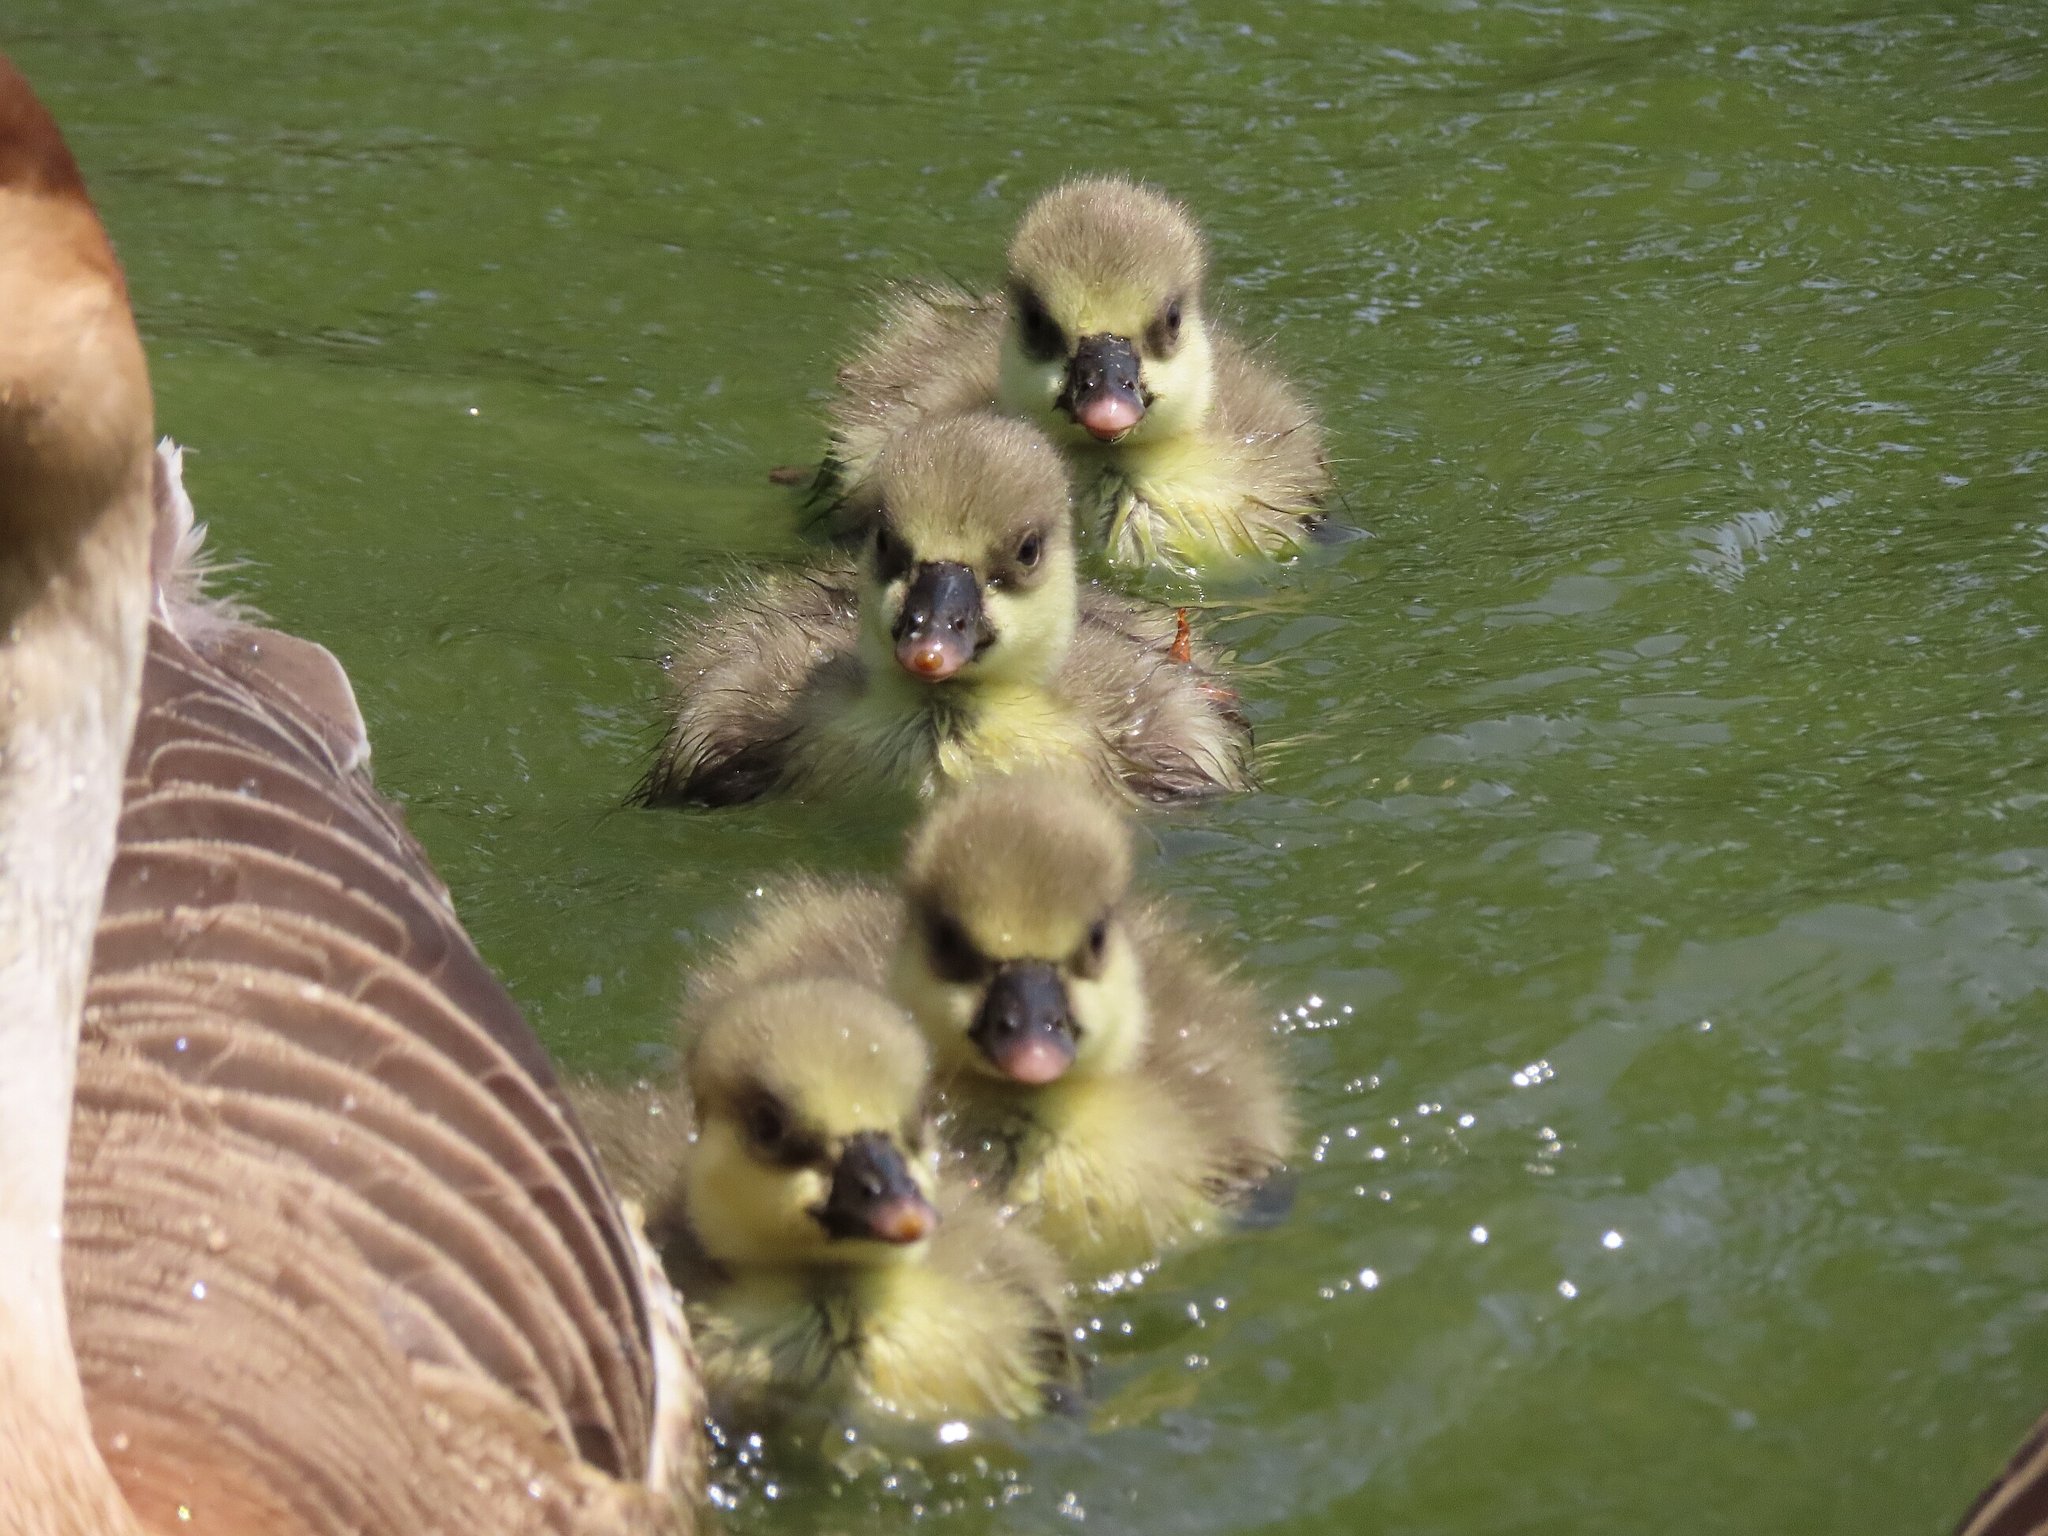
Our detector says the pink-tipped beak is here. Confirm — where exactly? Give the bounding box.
[868,1195,937,1245]
[1076,391,1144,441]
[991,1033,1076,1086]
[896,632,973,681]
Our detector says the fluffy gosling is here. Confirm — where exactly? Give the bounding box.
[690,774,1295,1276]
[827,175,1330,573]
[636,411,1251,808]
[604,978,1081,1427]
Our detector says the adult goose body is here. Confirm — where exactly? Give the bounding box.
[0,57,701,1536]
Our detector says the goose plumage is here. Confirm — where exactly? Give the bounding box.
[0,57,701,1535]
[0,50,158,1535]
[1957,1409,2048,1536]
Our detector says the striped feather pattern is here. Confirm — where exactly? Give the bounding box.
[65,602,701,1533]
[1960,1410,2048,1536]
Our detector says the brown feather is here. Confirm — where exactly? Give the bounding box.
[67,611,706,1531]
[1959,1409,2048,1536]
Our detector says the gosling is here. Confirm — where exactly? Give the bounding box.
[691,773,1296,1276]
[826,175,1330,572]
[637,977,1080,1427]
[635,411,1251,808]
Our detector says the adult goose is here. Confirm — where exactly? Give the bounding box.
[0,55,701,1535]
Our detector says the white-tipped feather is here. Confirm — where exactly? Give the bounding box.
[147,438,373,776]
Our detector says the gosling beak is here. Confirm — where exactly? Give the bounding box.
[1060,334,1146,442]
[970,960,1078,1085]
[892,560,989,681]
[811,1131,937,1245]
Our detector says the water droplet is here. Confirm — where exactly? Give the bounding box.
[1470,1226,1489,1244]
[1602,1230,1624,1250]
[190,1281,206,1301]
[1359,1268,1380,1290]
[1558,1280,1578,1299]
[938,1421,970,1445]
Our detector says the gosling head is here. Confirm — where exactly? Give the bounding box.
[891,773,1149,1090]
[997,176,1214,451]
[685,978,940,1270]
[860,412,1076,689]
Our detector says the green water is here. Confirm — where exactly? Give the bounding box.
[17,1,2048,1529]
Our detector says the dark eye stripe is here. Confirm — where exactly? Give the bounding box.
[872,523,910,583]
[740,1085,827,1168]
[922,905,990,984]
[1012,284,1066,363]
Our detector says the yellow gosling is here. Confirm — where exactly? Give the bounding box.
[828,176,1329,573]
[648,978,1079,1426]
[687,774,1296,1277]
[635,412,1251,808]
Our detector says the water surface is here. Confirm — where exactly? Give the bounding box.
[16,2,2048,1530]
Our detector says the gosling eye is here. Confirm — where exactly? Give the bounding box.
[1146,295,1188,359]
[1072,916,1112,978]
[1017,531,1042,569]
[1013,285,1066,364]
[743,1093,791,1157]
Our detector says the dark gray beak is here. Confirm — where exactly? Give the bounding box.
[811,1131,936,1244]
[970,960,1079,1085]
[1060,334,1146,441]
[892,560,990,681]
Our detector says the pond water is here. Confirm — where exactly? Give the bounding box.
[17,1,2047,1530]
